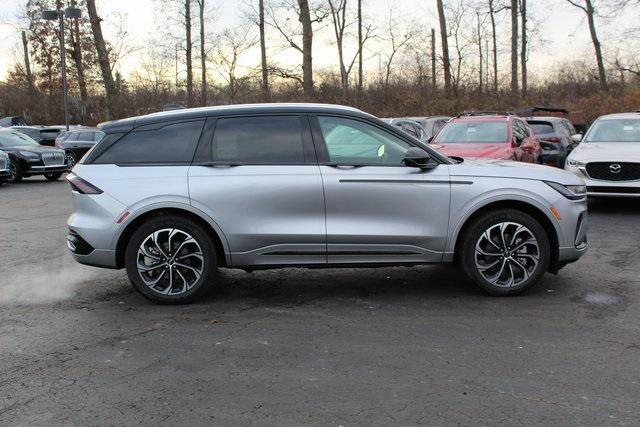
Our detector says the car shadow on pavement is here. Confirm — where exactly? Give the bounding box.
[588,197,640,214]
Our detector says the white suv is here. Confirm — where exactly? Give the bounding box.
[566,112,640,197]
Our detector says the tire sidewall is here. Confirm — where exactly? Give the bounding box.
[8,159,22,183]
[125,216,218,304]
[461,209,550,296]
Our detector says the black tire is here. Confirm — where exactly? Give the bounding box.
[66,152,77,170]
[460,209,550,296]
[125,215,218,304]
[7,159,23,183]
[45,173,63,181]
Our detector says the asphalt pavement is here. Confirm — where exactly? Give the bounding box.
[1,177,639,425]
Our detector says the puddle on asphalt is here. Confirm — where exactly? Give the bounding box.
[581,292,623,305]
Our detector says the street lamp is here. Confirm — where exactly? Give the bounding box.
[42,7,82,131]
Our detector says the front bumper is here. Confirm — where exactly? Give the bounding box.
[25,165,68,175]
[566,166,640,197]
[0,169,9,181]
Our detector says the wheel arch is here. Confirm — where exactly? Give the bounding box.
[114,206,230,269]
[451,199,560,272]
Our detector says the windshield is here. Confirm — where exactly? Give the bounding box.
[0,130,40,147]
[585,119,640,143]
[434,121,508,144]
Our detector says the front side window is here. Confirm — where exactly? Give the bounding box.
[212,116,305,163]
[95,120,205,164]
[585,119,640,143]
[318,116,411,165]
[435,121,508,144]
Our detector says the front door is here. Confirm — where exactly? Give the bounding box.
[312,115,451,264]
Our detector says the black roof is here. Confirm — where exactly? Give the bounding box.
[98,103,372,133]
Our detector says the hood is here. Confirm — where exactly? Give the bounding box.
[568,142,640,163]
[432,142,513,159]
[1,144,64,154]
[449,158,585,186]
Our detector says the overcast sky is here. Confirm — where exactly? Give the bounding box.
[0,0,636,83]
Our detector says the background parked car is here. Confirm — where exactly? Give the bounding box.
[432,112,542,163]
[11,125,64,147]
[406,116,451,141]
[0,116,28,127]
[0,150,9,185]
[565,112,640,197]
[381,118,429,143]
[55,127,105,168]
[0,128,67,182]
[524,117,582,167]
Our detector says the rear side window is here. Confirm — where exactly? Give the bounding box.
[95,120,205,164]
[212,116,305,163]
[78,131,95,141]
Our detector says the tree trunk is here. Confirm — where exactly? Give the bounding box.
[21,31,36,97]
[431,28,436,89]
[298,0,314,96]
[329,0,348,96]
[436,0,452,95]
[259,0,270,100]
[69,2,88,121]
[357,0,363,94]
[198,0,207,106]
[185,0,194,107]
[585,0,607,90]
[86,0,116,119]
[489,0,498,94]
[510,0,518,97]
[477,12,483,93]
[520,0,527,96]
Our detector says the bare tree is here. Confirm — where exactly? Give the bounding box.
[510,0,518,97]
[21,31,36,97]
[476,11,483,93]
[431,27,436,88]
[520,0,527,96]
[259,0,270,100]
[184,0,194,106]
[195,0,207,106]
[565,0,607,90]
[214,26,257,102]
[436,0,452,94]
[382,13,414,93]
[357,0,363,93]
[86,0,116,118]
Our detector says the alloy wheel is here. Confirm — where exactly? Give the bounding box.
[136,228,205,295]
[66,153,77,169]
[474,221,540,288]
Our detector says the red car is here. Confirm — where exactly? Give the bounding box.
[431,113,542,163]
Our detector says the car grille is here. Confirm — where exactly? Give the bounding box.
[42,152,65,166]
[587,186,640,194]
[585,162,640,181]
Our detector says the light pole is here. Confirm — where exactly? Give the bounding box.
[42,7,81,131]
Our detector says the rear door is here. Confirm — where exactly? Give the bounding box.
[312,115,450,264]
[188,115,326,267]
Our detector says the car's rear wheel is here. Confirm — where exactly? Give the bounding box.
[45,173,63,181]
[460,209,550,295]
[66,152,77,169]
[125,216,218,304]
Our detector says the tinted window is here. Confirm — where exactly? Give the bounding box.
[212,116,305,163]
[77,131,95,141]
[435,121,508,144]
[318,116,411,165]
[96,120,205,164]
[94,131,106,142]
[528,122,555,135]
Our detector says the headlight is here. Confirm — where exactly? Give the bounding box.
[545,181,587,200]
[565,158,584,168]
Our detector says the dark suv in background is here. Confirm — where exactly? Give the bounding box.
[55,128,105,168]
[524,117,582,167]
[0,128,67,182]
[11,126,64,147]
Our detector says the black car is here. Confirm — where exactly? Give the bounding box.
[55,128,105,168]
[524,117,582,167]
[0,129,68,182]
[0,150,10,184]
[11,126,64,147]
[381,118,429,143]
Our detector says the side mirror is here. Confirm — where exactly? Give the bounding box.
[571,134,583,143]
[427,136,434,144]
[404,147,435,169]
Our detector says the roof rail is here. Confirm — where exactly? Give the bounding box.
[457,111,513,118]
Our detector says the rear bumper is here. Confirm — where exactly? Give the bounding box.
[70,249,118,269]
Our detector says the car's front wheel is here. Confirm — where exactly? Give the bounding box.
[125,215,218,304]
[460,209,550,295]
[7,159,22,183]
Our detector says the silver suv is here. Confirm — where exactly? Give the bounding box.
[67,104,588,303]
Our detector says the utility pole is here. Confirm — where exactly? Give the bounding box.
[431,28,436,89]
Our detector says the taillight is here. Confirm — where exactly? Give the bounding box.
[55,141,61,148]
[66,173,103,194]
[544,137,561,143]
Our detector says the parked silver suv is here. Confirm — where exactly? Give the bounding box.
[67,104,588,303]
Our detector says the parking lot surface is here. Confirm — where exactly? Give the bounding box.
[1,178,639,425]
